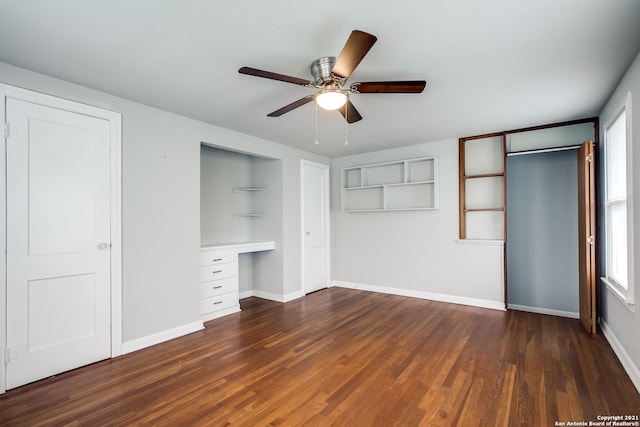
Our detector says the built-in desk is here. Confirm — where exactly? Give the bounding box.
[199,241,275,322]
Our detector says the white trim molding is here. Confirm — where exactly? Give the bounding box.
[455,239,504,246]
[248,289,305,303]
[602,277,636,312]
[121,321,204,355]
[283,290,306,302]
[602,91,634,306]
[507,304,579,319]
[600,319,640,394]
[331,281,505,311]
[239,290,255,300]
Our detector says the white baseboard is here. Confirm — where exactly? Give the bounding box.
[202,306,240,322]
[252,290,283,302]
[507,304,579,319]
[239,290,254,299]
[283,290,305,302]
[331,281,505,311]
[121,320,204,355]
[240,289,305,303]
[600,319,640,394]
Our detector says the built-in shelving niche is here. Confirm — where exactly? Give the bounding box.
[200,145,282,246]
[341,157,438,212]
[232,187,267,218]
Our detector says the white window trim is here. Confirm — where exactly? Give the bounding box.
[601,91,634,309]
[601,277,635,312]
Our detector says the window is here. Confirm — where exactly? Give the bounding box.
[603,92,634,306]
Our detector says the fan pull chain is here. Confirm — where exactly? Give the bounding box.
[344,103,349,146]
[314,101,319,145]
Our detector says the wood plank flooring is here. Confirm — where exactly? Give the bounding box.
[1,287,638,426]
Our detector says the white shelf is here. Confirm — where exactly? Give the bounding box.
[201,241,275,252]
[343,184,384,190]
[342,157,438,212]
[386,180,435,187]
[232,187,267,193]
[232,187,266,217]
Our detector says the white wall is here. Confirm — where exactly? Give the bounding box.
[598,50,640,392]
[331,139,504,309]
[252,158,284,297]
[0,61,329,347]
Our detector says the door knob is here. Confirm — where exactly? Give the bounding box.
[306,231,311,236]
[97,242,110,250]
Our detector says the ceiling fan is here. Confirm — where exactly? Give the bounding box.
[238,30,426,123]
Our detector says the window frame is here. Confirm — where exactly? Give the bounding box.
[601,91,634,309]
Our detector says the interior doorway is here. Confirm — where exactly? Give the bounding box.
[1,84,122,393]
[301,160,331,294]
[506,148,580,318]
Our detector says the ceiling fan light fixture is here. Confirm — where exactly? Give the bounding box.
[315,90,348,111]
[239,30,425,124]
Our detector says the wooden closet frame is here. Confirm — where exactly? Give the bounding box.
[458,131,507,240]
[458,117,600,323]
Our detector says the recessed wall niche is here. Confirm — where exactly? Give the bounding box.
[200,145,281,246]
[200,144,283,295]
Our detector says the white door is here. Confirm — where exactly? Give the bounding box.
[302,161,330,293]
[5,98,112,389]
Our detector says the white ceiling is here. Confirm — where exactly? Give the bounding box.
[1,1,639,158]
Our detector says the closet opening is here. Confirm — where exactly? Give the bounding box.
[459,118,599,333]
[504,121,598,333]
[506,146,580,318]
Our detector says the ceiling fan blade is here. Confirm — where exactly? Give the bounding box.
[332,30,378,80]
[351,81,427,93]
[338,100,363,123]
[239,66,314,86]
[267,95,315,117]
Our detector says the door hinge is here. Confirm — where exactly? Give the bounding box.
[586,153,593,163]
[5,346,18,363]
[588,235,595,245]
[3,123,9,139]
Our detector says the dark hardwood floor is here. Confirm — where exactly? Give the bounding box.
[1,287,638,426]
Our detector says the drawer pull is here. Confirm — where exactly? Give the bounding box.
[213,301,223,305]
[213,270,222,274]
[213,258,223,262]
[213,285,223,289]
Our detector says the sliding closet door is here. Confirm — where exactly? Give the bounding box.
[578,141,596,334]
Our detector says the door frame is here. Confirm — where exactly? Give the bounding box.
[0,84,122,393]
[300,160,331,294]
[500,119,599,316]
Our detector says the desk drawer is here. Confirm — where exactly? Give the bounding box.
[201,291,238,314]
[200,262,237,283]
[200,251,237,266]
[201,277,237,299]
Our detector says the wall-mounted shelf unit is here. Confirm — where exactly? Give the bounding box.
[342,157,438,212]
[459,133,506,240]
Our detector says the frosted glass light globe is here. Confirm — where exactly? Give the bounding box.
[316,90,348,110]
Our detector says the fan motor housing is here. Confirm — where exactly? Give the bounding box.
[310,56,337,84]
